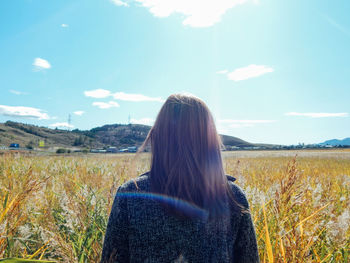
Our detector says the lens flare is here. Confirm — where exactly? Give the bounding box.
[118,192,210,221]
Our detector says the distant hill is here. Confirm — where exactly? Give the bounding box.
[75,123,151,148]
[0,121,255,150]
[220,134,253,147]
[319,138,350,146]
[0,121,103,149]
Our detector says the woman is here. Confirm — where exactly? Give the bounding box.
[101,94,259,263]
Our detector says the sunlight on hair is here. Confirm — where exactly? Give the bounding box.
[177,91,198,98]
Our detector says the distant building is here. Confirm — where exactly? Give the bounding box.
[90,149,107,153]
[118,146,138,153]
[127,146,138,152]
[119,148,128,153]
[107,147,118,153]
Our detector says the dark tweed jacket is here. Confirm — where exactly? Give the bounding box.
[101,172,259,263]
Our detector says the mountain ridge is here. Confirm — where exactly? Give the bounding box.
[319,137,350,146]
[0,121,255,150]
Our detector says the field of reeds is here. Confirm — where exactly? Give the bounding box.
[0,151,349,262]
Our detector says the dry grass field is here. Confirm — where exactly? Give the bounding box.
[0,150,349,262]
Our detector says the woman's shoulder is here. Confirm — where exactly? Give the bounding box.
[117,171,151,193]
[117,173,249,208]
[226,175,250,209]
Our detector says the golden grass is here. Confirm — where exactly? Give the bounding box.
[0,151,349,262]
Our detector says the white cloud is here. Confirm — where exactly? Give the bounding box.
[112,92,164,102]
[33,58,51,70]
[111,0,129,6]
[134,0,254,27]
[92,101,120,109]
[130,118,154,125]
[218,119,276,128]
[216,69,229,74]
[61,23,69,28]
[84,89,164,102]
[49,122,74,129]
[0,105,49,120]
[84,89,111,98]
[224,64,274,81]
[9,90,27,95]
[73,111,85,116]
[285,112,348,118]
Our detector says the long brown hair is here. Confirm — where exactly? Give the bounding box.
[139,94,238,219]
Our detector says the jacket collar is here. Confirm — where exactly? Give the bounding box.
[226,175,236,182]
[140,171,236,182]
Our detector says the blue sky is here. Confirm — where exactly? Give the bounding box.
[0,0,349,145]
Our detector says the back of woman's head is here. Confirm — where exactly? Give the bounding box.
[140,93,231,219]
